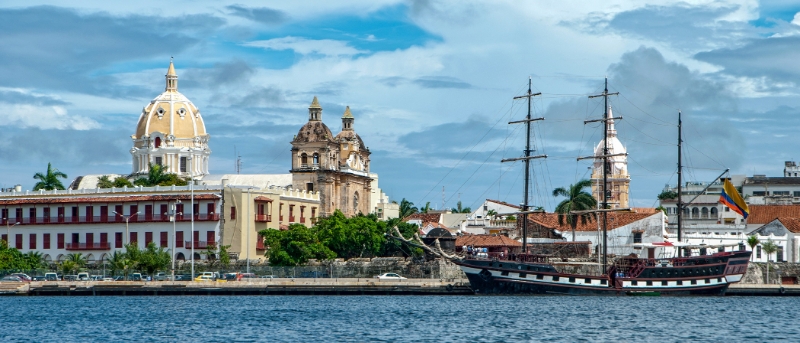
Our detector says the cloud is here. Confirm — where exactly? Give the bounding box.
[694,36,800,84]
[0,6,225,95]
[413,76,472,89]
[243,36,366,56]
[226,4,287,25]
[0,89,98,130]
[0,89,69,106]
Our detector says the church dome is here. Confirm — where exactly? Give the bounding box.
[294,97,334,143]
[133,61,207,140]
[592,106,627,174]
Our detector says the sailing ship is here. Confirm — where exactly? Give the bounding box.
[452,78,751,295]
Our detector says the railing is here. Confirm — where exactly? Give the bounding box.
[65,242,111,250]
[184,240,214,249]
[1,214,220,226]
[255,214,272,222]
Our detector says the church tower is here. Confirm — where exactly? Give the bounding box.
[291,98,371,217]
[590,105,630,208]
[130,60,211,177]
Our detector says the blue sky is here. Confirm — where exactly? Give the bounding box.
[2,0,800,212]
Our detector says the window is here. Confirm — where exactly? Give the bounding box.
[753,191,766,196]
[130,205,138,221]
[115,232,123,248]
[86,206,93,222]
[43,233,50,249]
[160,232,168,248]
[289,204,295,222]
[29,208,37,223]
[756,245,762,259]
[15,234,22,249]
[29,233,36,249]
[114,205,123,221]
[72,233,79,244]
[145,232,153,246]
[774,191,790,196]
[180,157,188,173]
[193,203,199,218]
[300,206,306,223]
[176,204,184,220]
[145,205,153,220]
[155,156,163,166]
[280,203,284,221]
[307,183,314,192]
[1,209,7,222]
[313,153,319,165]
[154,137,162,148]
[633,232,642,244]
[86,233,93,246]
[301,153,308,164]
[230,206,236,220]
[207,231,215,246]
[176,231,184,247]
[160,204,168,220]
[777,246,784,262]
[353,192,359,210]
[130,232,138,245]
[100,206,108,222]
[100,233,108,247]
[57,233,65,249]
[16,208,22,222]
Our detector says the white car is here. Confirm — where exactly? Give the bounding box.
[375,273,407,280]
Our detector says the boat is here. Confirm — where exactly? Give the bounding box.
[451,78,751,295]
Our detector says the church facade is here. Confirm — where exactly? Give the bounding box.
[290,97,372,217]
[590,105,630,209]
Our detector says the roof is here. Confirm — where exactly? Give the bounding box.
[201,174,293,189]
[456,234,522,247]
[342,106,353,118]
[309,96,321,109]
[744,177,800,186]
[404,213,441,223]
[747,205,800,224]
[526,211,658,232]
[294,121,334,143]
[486,199,520,209]
[776,217,800,233]
[0,193,219,205]
[253,196,273,202]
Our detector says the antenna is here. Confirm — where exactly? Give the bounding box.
[234,146,242,174]
[442,186,445,211]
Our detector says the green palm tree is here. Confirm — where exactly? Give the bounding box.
[399,198,418,218]
[24,251,45,269]
[66,253,87,269]
[486,209,498,220]
[454,201,471,213]
[553,179,598,241]
[33,163,68,191]
[97,175,114,188]
[421,202,432,214]
[746,235,760,262]
[762,240,778,284]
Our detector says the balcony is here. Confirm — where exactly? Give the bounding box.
[1,213,220,226]
[256,237,266,250]
[184,240,214,249]
[289,216,295,223]
[255,214,272,222]
[65,242,111,250]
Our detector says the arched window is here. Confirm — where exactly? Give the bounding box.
[353,192,359,210]
[313,153,319,165]
[301,153,308,165]
[691,207,699,219]
[154,137,162,148]
[193,252,201,260]
[176,252,186,261]
[710,207,718,218]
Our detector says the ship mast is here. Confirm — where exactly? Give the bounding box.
[503,77,545,253]
[677,110,683,252]
[586,78,619,272]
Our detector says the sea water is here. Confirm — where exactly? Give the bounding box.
[0,295,796,342]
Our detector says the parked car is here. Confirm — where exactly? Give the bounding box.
[175,274,192,281]
[44,273,59,281]
[195,272,217,281]
[102,277,114,282]
[114,276,125,281]
[10,273,32,282]
[130,273,143,281]
[154,272,169,281]
[32,276,47,281]
[375,273,407,280]
[63,275,78,281]
[260,275,275,279]
[77,272,90,281]
[1,275,23,282]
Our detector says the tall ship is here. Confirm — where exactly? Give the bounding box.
[452,78,751,295]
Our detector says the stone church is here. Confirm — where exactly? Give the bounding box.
[291,97,372,217]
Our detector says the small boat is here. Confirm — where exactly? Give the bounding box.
[453,78,751,295]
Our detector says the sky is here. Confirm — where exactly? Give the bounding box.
[1,0,800,212]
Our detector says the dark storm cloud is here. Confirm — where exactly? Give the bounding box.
[0,6,225,95]
[695,36,800,84]
[226,5,287,25]
[0,90,69,106]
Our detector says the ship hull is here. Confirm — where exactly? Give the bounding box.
[456,250,751,296]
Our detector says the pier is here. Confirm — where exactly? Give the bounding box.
[1,278,473,296]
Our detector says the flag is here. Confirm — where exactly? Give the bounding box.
[719,179,749,219]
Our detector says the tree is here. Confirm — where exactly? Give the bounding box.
[762,239,778,284]
[66,252,87,269]
[218,245,231,270]
[746,235,760,262]
[657,190,678,200]
[486,209,498,220]
[454,201,471,213]
[114,177,134,188]
[421,202,432,214]
[33,163,68,191]
[260,223,336,266]
[97,175,114,188]
[107,251,127,277]
[134,163,188,187]
[655,206,667,215]
[553,179,598,242]
[139,242,171,276]
[399,198,418,218]
[23,251,45,270]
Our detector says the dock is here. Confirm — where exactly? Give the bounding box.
[1,278,473,296]
[725,283,800,296]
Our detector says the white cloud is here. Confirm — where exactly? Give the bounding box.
[0,103,100,130]
[243,36,366,56]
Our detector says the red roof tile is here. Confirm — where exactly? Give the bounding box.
[486,199,520,209]
[776,217,800,233]
[456,234,522,247]
[748,205,800,224]
[404,213,441,223]
[525,211,657,232]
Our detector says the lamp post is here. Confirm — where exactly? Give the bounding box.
[246,187,253,274]
[113,211,139,245]
[188,155,195,280]
[3,218,20,246]
[167,200,181,280]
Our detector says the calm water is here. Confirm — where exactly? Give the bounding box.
[1,295,797,342]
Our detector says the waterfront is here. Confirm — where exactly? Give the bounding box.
[1,295,798,342]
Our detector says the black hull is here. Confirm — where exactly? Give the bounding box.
[456,250,751,296]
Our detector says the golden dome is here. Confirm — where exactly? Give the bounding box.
[133,61,207,140]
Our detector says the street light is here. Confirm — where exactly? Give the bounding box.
[113,211,140,245]
[3,218,20,246]
[166,200,181,280]
[246,187,254,273]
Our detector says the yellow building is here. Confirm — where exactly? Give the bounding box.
[590,105,630,209]
[290,98,372,217]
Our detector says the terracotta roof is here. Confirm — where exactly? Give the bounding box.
[456,234,522,247]
[630,207,658,214]
[0,193,219,206]
[526,211,657,232]
[404,213,441,223]
[294,121,333,143]
[776,217,800,233]
[253,196,273,202]
[486,199,520,209]
[747,205,800,224]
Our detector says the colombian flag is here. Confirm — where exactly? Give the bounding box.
[720,179,749,219]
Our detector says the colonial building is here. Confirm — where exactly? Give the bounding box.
[590,106,630,209]
[291,98,372,216]
[130,60,211,177]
